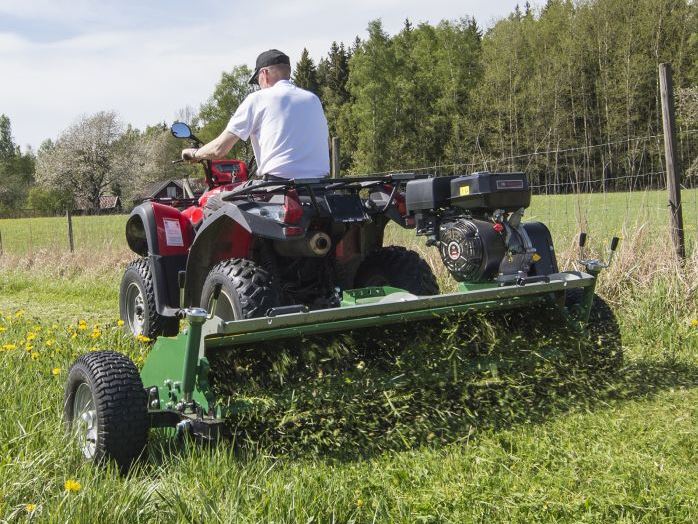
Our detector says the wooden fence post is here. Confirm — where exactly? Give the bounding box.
[66,210,75,253]
[659,63,686,260]
[331,137,340,179]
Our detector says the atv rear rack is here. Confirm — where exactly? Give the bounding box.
[221,172,429,200]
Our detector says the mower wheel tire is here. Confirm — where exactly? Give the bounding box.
[201,258,280,320]
[565,289,623,371]
[119,258,179,339]
[63,351,148,473]
[354,246,439,296]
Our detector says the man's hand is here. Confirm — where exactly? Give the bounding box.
[181,148,199,162]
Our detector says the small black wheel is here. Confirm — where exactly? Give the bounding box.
[119,258,179,338]
[354,246,439,295]
[565,289,623,370]
[200,258,280,321]
[64,351,148,472]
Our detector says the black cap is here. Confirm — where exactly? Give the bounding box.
[249,49,291,85]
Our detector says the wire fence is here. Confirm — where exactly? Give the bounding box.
[367,128,698,254]
[0,129,696,258]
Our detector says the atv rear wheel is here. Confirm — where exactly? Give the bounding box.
[200,258,280,321]
[354,246,439,295]
[64,351,148,472]
[119,258,179,339]
[565,289,623,371]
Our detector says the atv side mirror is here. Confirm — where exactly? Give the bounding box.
[171,122,193,139]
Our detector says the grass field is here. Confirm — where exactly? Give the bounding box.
[1,189,697,257]
[1,191,697,522]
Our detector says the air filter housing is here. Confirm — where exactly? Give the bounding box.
[449,172,530,212]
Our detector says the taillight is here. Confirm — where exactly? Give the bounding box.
[281,189,303,224]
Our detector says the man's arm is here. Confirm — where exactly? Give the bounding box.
[182,131,240,161]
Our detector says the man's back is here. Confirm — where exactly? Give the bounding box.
[226,80,329,179]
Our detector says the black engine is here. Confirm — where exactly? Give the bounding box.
[406,172,557,283]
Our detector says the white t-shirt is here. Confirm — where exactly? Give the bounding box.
[225,80,330,179]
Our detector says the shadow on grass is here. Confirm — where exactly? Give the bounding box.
[141,305,698,468]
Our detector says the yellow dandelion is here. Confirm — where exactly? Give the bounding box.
[30,352,39,360]
[356,499,364,508]
[64,479,81,493]
[136,334,151,343]
[45,340,54,347]
[52,323,59,329]
[77,324,87,331]
[25,344,33,351]
[1,343,16,351]
[14,310,25,318]
[0,326,6,333]
[691,319,698,328]
[71,332,77,339]
[25,503,37,513]
[52,367,61,376]
[26,333,36,342]
[90,330,101,339]
[117,319,125,327]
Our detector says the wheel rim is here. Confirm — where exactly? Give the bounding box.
[72,383,98,459]
[125,282,145,335]
[209,290,238,321]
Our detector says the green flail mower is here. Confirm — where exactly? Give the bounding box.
[63,171,619,471]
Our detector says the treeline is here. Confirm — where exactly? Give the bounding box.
[1,0,697,215]
[289,0,697,187]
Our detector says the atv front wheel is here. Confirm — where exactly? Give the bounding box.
[200,258,280,321]
[119,258,179,339]
[354,246,439,295]
[64,351,148,472]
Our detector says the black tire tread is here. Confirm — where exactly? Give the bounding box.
[354,246,439,295]
[64,351,148,472]
[120,258,178,338]
[201,258,279,319]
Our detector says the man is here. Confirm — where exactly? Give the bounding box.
[182,49,330,180]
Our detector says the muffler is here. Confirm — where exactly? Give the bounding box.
[274,231,332,257]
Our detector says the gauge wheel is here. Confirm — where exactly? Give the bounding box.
[64,351,148,472]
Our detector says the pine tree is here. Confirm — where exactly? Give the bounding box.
[293,48,319,95]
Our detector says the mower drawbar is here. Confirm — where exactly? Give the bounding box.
[139,270,597,434]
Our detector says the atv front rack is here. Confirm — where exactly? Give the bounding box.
[140,270,598,431]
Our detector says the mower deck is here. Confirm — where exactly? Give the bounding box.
[140,271,597,429]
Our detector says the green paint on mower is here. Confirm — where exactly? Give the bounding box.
[139,270,598,430]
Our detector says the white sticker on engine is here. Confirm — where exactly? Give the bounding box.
[163,218,184,247]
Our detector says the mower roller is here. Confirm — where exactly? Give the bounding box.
[63,122,620,471]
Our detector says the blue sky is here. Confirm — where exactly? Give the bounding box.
[0,0,518,150]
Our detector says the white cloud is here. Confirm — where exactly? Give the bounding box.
[1,0,517,150]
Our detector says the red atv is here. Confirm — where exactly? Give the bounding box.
[119,122,438,337]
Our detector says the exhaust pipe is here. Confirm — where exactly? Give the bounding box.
[274,231,332,257]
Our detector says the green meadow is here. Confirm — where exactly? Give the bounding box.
[0,190,696,522]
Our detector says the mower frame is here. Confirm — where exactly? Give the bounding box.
[139,268,599,436]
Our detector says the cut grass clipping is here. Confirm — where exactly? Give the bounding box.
[207,303,621,458]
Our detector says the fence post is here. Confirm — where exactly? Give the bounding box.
[659,63,686,260]
[331,137,340,179]
[66,210,74,253]
[0,230,3,256]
